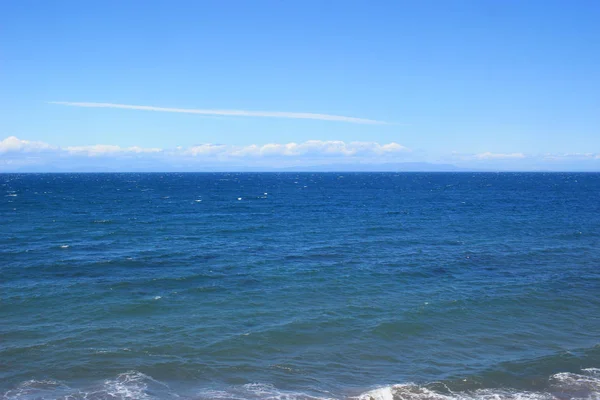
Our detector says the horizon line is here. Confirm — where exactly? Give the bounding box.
[3,169,600,173]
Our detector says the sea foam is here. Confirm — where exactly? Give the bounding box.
[3,369,600,400]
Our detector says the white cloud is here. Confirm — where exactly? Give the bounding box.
[0,137,406,160]
[65,144,162,156]
[2,136,599,171]
[0,137,160,157]
[474,152,526,160]
[544,152,598,160]
[183,144,228,156]
[0,136,56,153]
[65,145,123,156]
[127,146,163,154]
[49,101,386,125]
[183,140,409,158]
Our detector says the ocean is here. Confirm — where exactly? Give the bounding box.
[1,172,599,400]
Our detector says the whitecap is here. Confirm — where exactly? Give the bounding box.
[583,368,600,376]
[359,386,394,400]
[3,369,599,400]
[358,384,555,400]
[2,379,72,399]
[101,371,160,400]
[550,370,600,394]
[196,383,335,400]
[93,372,173,399]
[356,380,600,400]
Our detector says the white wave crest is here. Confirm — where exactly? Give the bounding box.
[101,371,161,399]
[2,371,172,400]
[356,373,600,400]
[549,370,600,395]
[358,384,555,400]
[582,368,600,377]
[2,379,72,399]
[196,383,336,400]
[3,369,600,400]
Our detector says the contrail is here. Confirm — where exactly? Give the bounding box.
[49,101,385,125]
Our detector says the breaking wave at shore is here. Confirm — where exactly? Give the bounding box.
[3,368,599,400]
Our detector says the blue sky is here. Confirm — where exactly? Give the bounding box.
[1,0,599,171]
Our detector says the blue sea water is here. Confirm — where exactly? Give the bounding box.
[1,172,600,400]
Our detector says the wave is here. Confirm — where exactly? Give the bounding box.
[2,371,176,400]
[195,383,336,400]
[360,368,600,399]
[3,369,600,400]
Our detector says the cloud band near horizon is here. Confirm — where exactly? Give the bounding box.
[49,102,386,125]
[3,136,600,172]
[0,136,408,158]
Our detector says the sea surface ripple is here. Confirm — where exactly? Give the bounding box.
[1,172,600,399]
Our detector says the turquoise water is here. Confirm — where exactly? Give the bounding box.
[1,172,600,399]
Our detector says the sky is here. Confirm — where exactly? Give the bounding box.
[1,0,599,171]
